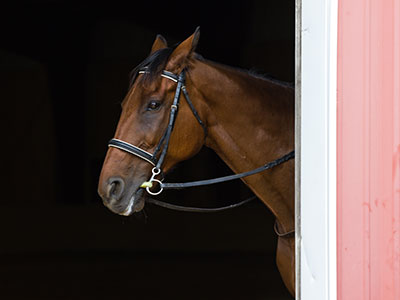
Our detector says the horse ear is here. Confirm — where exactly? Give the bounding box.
[166,27,200,71]
[150,34,168,54]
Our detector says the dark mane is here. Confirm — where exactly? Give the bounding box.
[195,54,294,89]
[129,48,293,90]
[129,47,175,88]
[247,69,294,88]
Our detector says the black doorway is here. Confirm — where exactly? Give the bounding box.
[0,1,294,299]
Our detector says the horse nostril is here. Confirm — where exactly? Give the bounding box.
[106,177,125,200]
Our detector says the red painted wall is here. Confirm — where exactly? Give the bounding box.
[337,0,400,299]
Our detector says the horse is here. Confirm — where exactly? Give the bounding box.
[98,28,295,296]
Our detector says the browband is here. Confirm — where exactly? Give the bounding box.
[139,69,179,82]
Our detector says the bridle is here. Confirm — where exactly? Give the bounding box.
[109,69,206,170]
[108,68,295,237]
[109,68,208,195]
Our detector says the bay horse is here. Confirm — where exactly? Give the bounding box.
[98,28,295,296]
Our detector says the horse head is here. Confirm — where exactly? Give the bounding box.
[98,28,207,215]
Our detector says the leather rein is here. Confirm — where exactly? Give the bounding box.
[108,68,295,237]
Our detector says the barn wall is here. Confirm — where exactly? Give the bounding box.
[337,0,400,299]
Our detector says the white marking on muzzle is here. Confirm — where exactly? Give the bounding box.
[121,196,135,216]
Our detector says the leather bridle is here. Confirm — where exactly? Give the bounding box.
[109,69,206,170]
[107,67,295,237]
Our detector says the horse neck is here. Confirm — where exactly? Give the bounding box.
[189,59,295,229]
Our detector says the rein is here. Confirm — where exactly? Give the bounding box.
[146,196,295,237]
[146,196,257,213]
[161,150,294,191]
[108,68,295,237]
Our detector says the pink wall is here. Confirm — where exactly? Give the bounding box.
[337,0,400,299]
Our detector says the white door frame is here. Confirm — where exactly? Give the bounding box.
[295,0,337,299]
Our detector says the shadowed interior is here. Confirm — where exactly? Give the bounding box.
[0,1,294,299]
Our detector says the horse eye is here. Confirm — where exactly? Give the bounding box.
[147,100,161,111]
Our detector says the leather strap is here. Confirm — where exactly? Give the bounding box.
[274,220,295,238]
[161,151,295,189]
[155,71,185,169]
[182,86,207,137]
[146,196,256,213]
[108,139,156,166]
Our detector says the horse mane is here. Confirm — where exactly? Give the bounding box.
[194,53,294,89]
[129,48,293,90]
[247,69,294,89]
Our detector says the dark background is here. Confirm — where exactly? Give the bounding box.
[0,1,294,299]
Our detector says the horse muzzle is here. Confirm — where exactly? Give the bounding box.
[98,176,146,215]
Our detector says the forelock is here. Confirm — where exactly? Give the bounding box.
[129,47,175,88]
